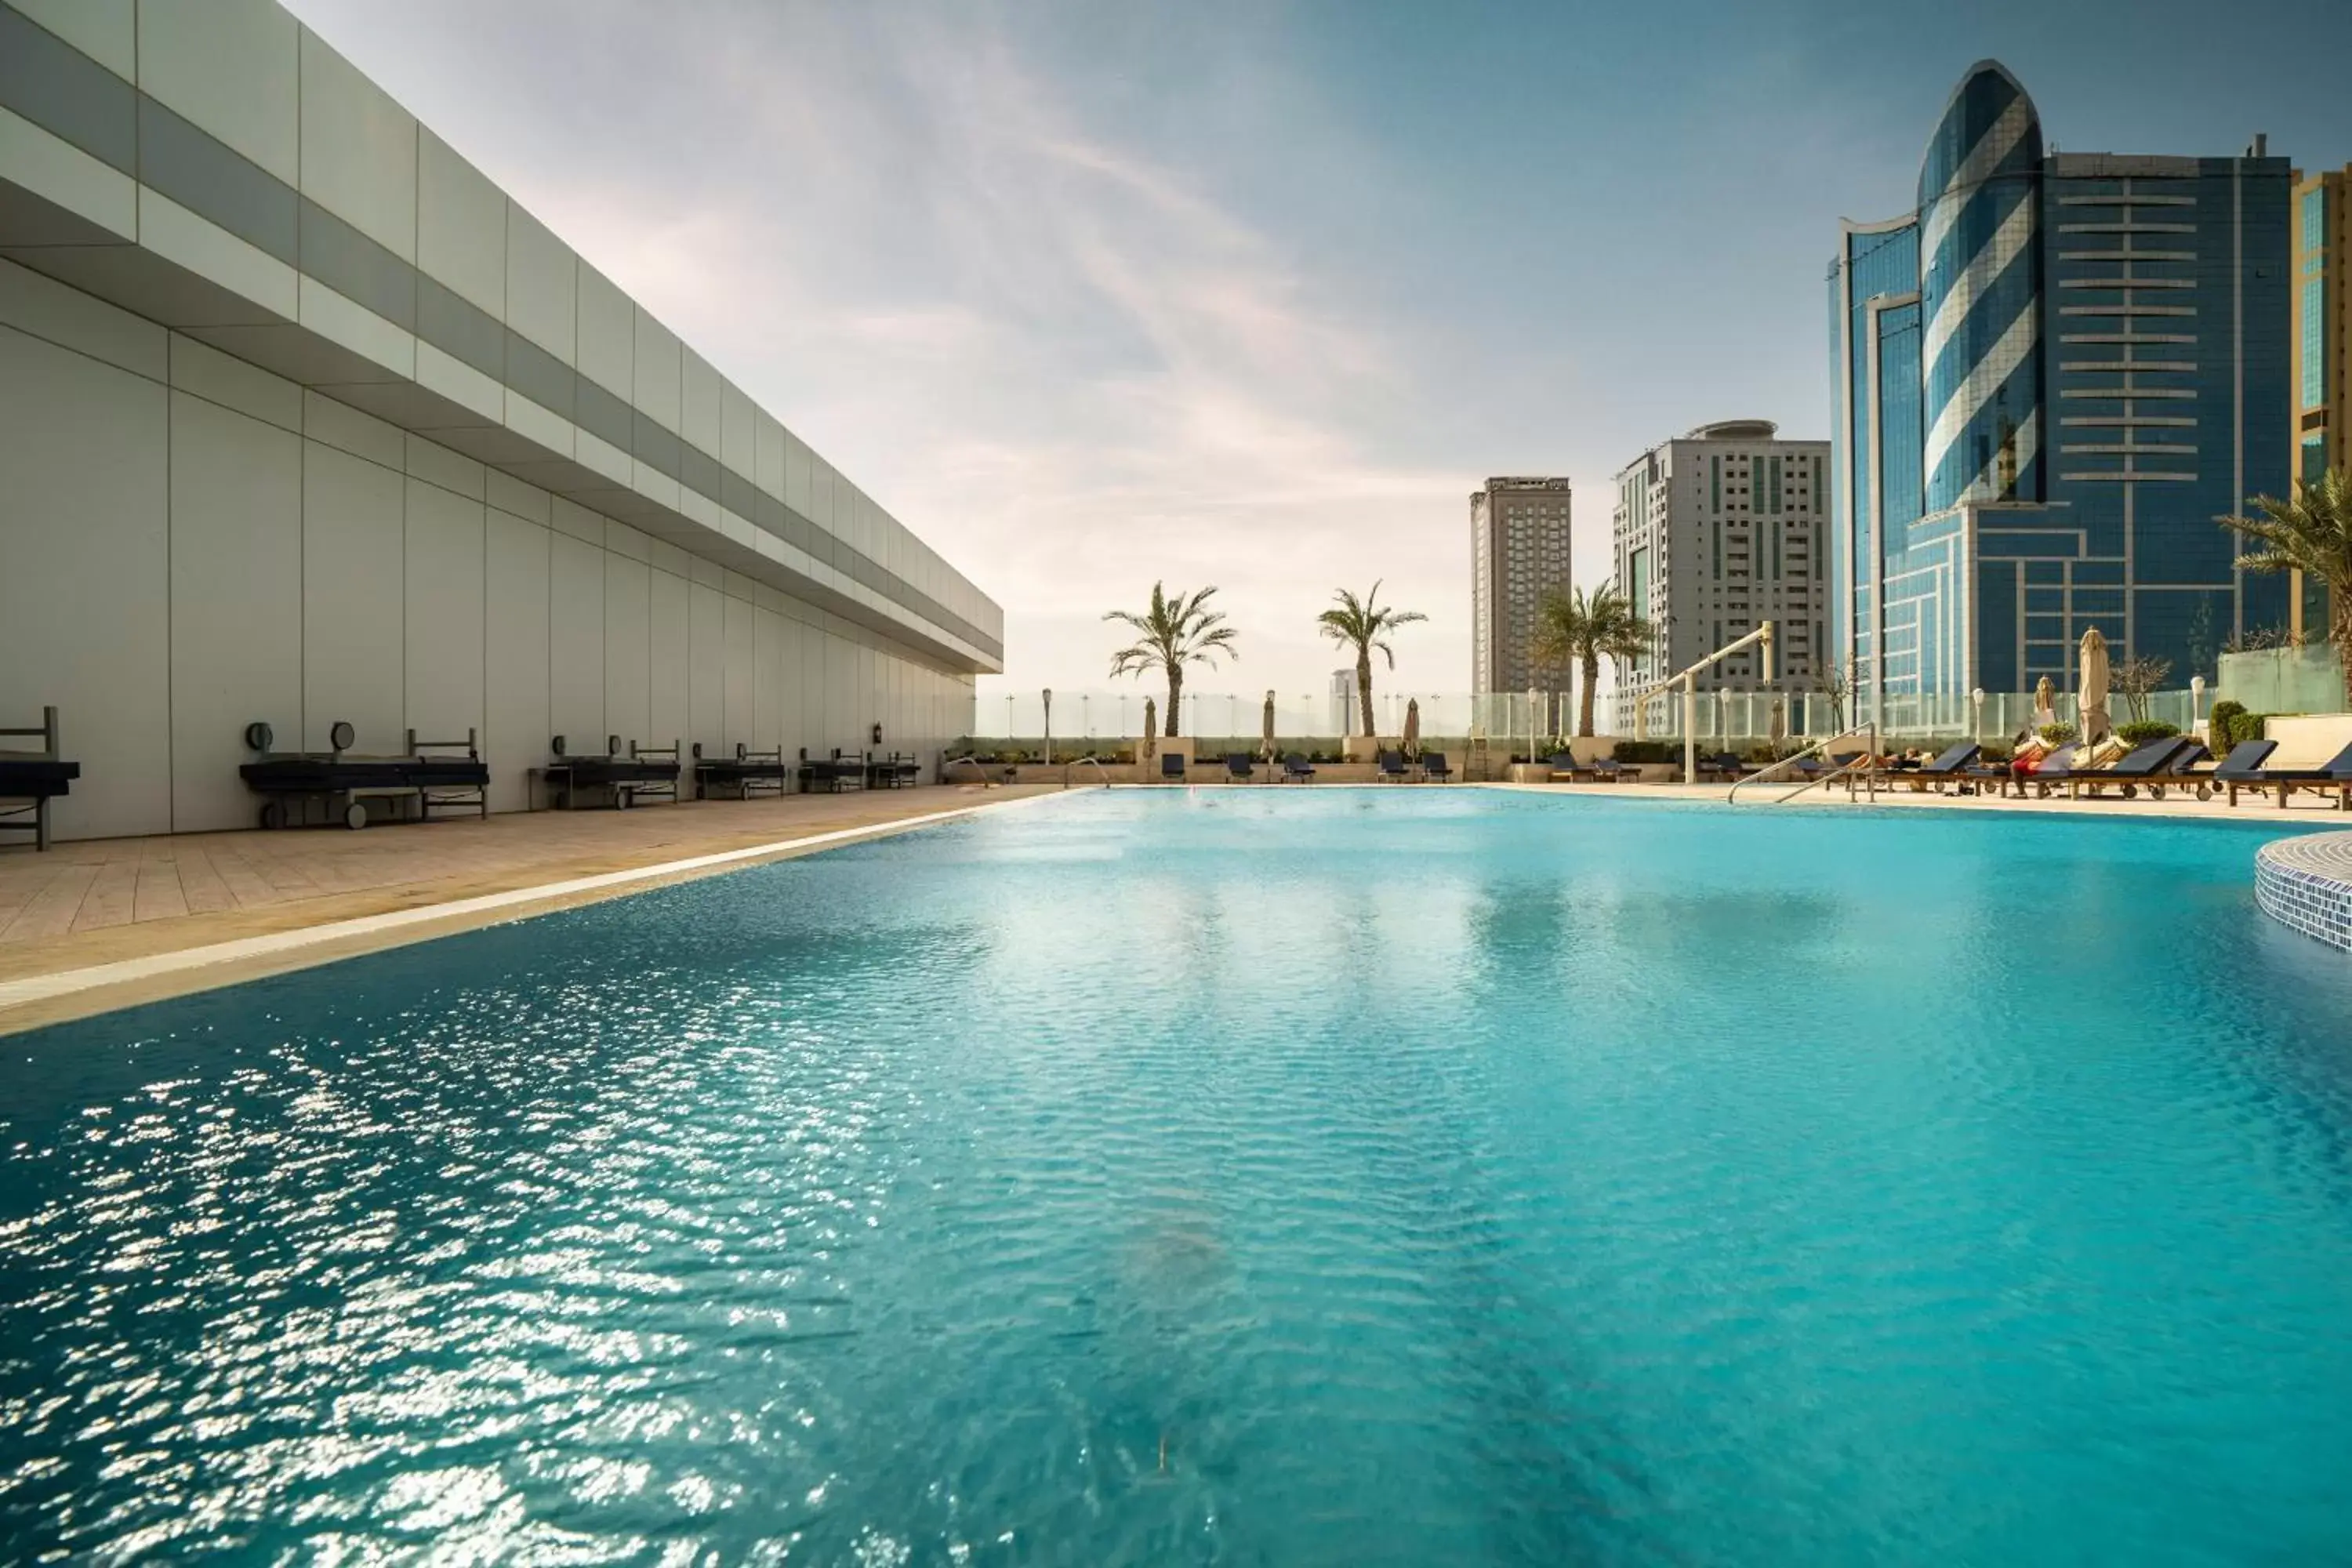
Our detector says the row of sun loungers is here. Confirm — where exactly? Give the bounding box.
[1155,751,1457,782]
[1532,734,2352,809]
[1865,736,2352,807]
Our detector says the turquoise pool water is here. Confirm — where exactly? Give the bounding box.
[5,790,2352,1563]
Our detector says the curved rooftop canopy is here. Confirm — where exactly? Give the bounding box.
[1684,419,1780,441]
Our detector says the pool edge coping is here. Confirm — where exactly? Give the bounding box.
[0,789,1073,1037]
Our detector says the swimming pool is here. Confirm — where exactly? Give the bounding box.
[5,789,2352,1563]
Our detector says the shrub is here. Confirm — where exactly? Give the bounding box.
[1979,741,2014,764]
[2114,720,2181,746]
[1613,740,1675,764]
[2038,723,2079,746]
[2207,699,2247,748]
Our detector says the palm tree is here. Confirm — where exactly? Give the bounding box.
[1105,583,1238,737]
[1530,583,1654,738]
[1316,582,1426,739]
[2222,466,2352,701]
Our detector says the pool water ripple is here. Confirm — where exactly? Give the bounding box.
[5,789,2352,1563]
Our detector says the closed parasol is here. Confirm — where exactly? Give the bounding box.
[1142,697,1157,760]
[2078,628,2111,743]
[1261,690,1277,761]
[1403,698,1421,759]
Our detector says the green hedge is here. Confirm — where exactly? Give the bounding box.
[2205,703,2292,750]
[2114,720,2181,746]
[2208,701,2248,748]
[1613,741,1675,764]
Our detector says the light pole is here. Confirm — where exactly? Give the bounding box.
[1042,688,1052,766]
[1082,693,1091,740]
[2190,673,2206,736]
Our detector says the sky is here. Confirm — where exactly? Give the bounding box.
[286,0,2352,714]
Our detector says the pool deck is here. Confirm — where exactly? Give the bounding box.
[5,775,2343,1034]
[0,786,1062,1036]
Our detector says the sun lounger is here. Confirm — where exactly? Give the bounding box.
[0,705,78,851]
[1547,751,1595,782]
[796,749,867,794]
[2067,737,2197,798]
[695,742,793,799]
[1377,750,1409,782]
[546,735,681,809]
[1423,751,1454,782]
[1696,752,1743,782]
[1161,752,1188,782]
[244,723,492,829]
[1283,752,1316,783]
[1878,742,1981,792]
[863,752,921,789]
[1225,752,1255,782]
[2221,740,2352,808]
[2211,739,2280,805]
[2132,742,2215,800]
[2021,743,2085,797]
[1591,757,1632,782]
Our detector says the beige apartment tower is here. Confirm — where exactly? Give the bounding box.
[1612,421,1829,697]
[1469,477,1572,695]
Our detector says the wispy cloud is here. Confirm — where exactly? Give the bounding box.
[442,1,1470,699]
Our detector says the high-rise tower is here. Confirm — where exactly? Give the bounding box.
[1468,477,1573,695]
[1918,64,2044,514]
[1829,61,2292,710]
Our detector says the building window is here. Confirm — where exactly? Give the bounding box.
[2303,276,2327,411]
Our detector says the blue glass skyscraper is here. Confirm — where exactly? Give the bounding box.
[1830,61,2292,710]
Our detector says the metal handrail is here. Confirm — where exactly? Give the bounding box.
[1727,723,1879,804]
[1063,755,1112,789]
[943,754,999,786]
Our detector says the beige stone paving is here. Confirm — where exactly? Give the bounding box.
[0,786,1060,1033]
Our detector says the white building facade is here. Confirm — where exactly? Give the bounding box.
[1612,421,1829,696]
[1468,476,1572,695]
[0,0,999,842]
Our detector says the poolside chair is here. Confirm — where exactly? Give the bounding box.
[2070,737,2197,799]
[2133,742,2215,801]
[1591,757,1632,782]
[1547,751,1595,782]
[1696,752,1743,782]
[1906,742,1982,793]
[1788,753,1865,785]
[1282,752,1316,783]
[2210,739,2279,805]
[1225,752,1255,783]
[1160,751,1189,782]
[2022,743,2085,798]
[1955,756,2013,797]
[2219,739,2352,808]
[1423,751,1454,782]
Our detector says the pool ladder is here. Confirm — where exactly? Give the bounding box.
[1726,723,1879,805]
